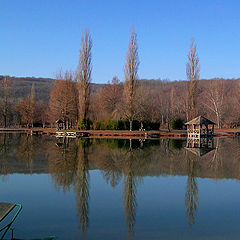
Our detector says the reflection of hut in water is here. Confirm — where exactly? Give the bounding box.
[185,116,215,156]
[185,141,214,157]
[186,116,215,139]
[186,137,215,156]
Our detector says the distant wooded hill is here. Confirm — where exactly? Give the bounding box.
[0,75,239,103]
[0,75,105,102]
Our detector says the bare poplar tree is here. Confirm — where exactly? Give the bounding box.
[123,28,139,131]
[186,39,200,120]
[76,29,92,128]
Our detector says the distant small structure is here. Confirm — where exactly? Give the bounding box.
[185,116,215,152]
[56,119,64,130]
[185,116,215,139]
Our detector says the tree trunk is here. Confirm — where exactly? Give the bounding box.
[129,120,133,131]
[167,121,170,132]
[216,112,221,129]
[4,115,7,128]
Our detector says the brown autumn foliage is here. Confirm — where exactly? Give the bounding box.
[16,97,36,128]
[48,72,78,129]
[91,76,123,121]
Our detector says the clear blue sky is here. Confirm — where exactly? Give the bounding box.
[0,0,239,83]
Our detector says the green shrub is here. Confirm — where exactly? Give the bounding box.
[170,118,184,130]
[90,119,161,131]
[105,120,116,130]
[92,121,103,130]
[78,119,92,130]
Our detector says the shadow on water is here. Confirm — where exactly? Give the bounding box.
[2,133,240,238]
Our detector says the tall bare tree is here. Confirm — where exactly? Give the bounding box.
[76,29,92,128]
[123,28,139,131]
[186,39,200,120]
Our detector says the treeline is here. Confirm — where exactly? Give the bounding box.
[1,29,240,129]
[1,76,239,129]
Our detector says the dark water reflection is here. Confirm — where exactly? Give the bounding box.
[1,134,240,239]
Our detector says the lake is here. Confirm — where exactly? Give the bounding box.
[1,133,240,239]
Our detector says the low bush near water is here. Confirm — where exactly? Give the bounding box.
[170,118,184,130]
[90,119,160,130]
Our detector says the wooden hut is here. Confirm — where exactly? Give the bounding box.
[185,116,215,139]
[56,119,64,130]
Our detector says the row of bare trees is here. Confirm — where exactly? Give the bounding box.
[48,28,145,130]
[0,29,239,129]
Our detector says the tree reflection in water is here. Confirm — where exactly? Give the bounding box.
[185,153,199,229]
[0,133,11,179]
[48,137,90,236]
[100,150,122,188]
[16,134,36,174]
[4,134,240,237]
[74,139,90,237]
[123,139,138,239]
[48,137,78,192]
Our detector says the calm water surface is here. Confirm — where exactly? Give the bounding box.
[1,133,240,239]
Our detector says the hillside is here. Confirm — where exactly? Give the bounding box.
[0,76,105,102]
[0,75,239,104]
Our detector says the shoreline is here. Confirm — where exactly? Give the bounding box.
[0,128,239,138]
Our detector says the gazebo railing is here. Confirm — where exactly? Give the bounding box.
[187,128,213,138]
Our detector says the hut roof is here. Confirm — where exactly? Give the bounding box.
[185,116,215,125]
[56,119,64,124]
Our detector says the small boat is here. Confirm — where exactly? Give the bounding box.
[0,202,22,239]
[0,202,55,240]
